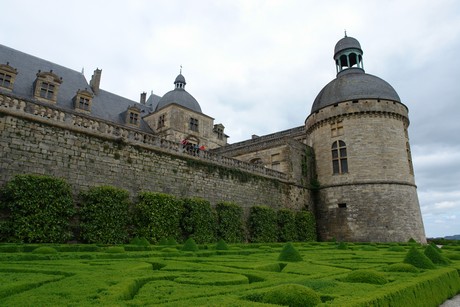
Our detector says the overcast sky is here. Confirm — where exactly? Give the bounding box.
[2,0,459,238]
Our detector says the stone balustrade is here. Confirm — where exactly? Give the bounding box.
[0,92,288,181]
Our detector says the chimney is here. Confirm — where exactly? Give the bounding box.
[140,92,147,105]
[89,68,102,95]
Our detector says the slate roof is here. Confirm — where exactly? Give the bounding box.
[311,69,401,113]
[0,44,154,132]
[156,87,202,113]
[334,36,362,57]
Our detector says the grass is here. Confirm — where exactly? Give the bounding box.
[0,242,458,306]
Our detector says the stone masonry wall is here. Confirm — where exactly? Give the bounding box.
[0,113,312,214]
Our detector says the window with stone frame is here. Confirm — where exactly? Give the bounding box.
[332,140,348,174]
[157,114,166,129]
[0,63,17,91]
[331,120,344,137]
[189,117,199,132]
[33,70,62,103]
[73,89,93,113]
[126,106,141,127]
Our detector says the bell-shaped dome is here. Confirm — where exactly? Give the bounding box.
[310,36,401,113]
[334,36,362,57]
[156,73,202,113]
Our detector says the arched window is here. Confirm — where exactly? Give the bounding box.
[332,140,348,174]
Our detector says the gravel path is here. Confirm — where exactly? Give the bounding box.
[440,294,460,307]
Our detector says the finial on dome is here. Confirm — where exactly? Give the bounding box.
[180,65,182,74]
[344,29,347,37]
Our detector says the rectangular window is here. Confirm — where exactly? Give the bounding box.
[189,118,199,132]
[158,114,165,129]
[338,203,347,208]
[331,121,344,137]
[40,82,55,99]
[0,72,12,88]
[216,128,223,140]
[129,112,139,125]
[78,97,90,111]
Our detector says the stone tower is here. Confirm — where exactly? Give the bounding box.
[305,35,426,243]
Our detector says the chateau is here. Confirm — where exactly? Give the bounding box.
[0,36,426,243]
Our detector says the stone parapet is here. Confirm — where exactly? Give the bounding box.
[0,92,288,182]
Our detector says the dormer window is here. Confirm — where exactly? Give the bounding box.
[0,62,18,91]
[213,124,225,140]
[73,89,93,113]
[126,106,141,127]
[33,70,62,103]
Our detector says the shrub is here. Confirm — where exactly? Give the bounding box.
[337,242,348,250]
[343,270,388,285]
[1,174,75,243]
[256,284,321,306]
[248,206,277,243]
[130,237,150,246]
[167,237,178,245]
[385,263,419,273]
[157,237,169,245]
[32,246,58,254]
[388,245,406,252]
[215,239,229,250]
[361,245,379,251]
[295,210,317,241]
[182,237,199,252]
[181,198,216,244]
[424,245,451,265]
[277,209,297,242]
[79,186,131,244]
[105,246,125,253]
[215,202,245,243]
[135,192,183,244]
[278,242,303,262]
[403,246,435,269]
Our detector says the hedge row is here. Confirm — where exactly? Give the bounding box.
[0,174,317,244]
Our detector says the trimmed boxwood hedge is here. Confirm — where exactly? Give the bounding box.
[215,202,245,243]
[295,210,317,242]
[277,209,297,242]
[79,186,131,244]
[248,206,277,243]
[135,192,183,244]
[181,198,216,244]
[1,174,75,243]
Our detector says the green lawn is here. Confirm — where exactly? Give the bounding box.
[0,242,459,306]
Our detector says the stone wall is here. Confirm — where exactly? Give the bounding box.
[306,99,426,243]
[0,95,312,214]
[316,183,426,242]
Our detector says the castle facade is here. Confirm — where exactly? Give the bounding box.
[0,36,426,242]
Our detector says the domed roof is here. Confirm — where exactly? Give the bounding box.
[156,74,202,113]
[174,73,186,85]
[311,69,401,113]
[334,36,362,57]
